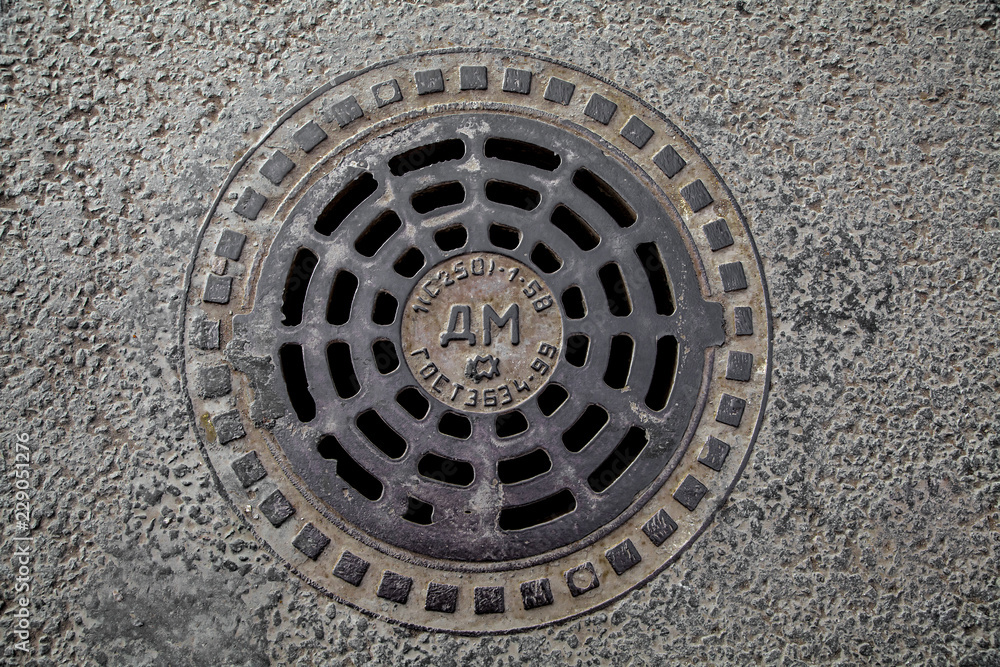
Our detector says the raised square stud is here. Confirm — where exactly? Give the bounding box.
[259,151,295,185]
[543,77,575,105]
[293,120,327,153]
[414,69,445,94]
[459,66,488,90]
[333,551,370,586]
[191,316,220,350]
[258,489,295,527]
[376,571,413,604]
[734,306,754,335]
[198,364,231,398]
[674,475,709,511]
[292,523,330,560]
[474,586,505,614]
[605,539,642,575]
[215,229,247,260]
[230,451,266,488]
[726,351,754,382]
[720,262,748,292]
[425,583,458,613]
[716,394,746,428]
[698,436,731,472]
[584,93,617,125]
[371,79,403,108]
[621,115,654,148]
[565,562,600,597]
[681,179,714,212]
[642,509,678,547]
[212,410,244,444]
[233,187,266,220]
[520,578,553,610]
[328,96,364,128]
[202,274,232,304]
[502,68,532,94]
[653,145,686,178]
[702,218,734,251]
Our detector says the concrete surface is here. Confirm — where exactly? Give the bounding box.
[1,0,998,664]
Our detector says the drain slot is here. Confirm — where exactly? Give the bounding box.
[318,435,383,500]
[562,405,609,452]
[281,248,318,326]
[603,335,634,389]
[550,205,600,251]
[279,344,316,422]
[327,342,361,399]
[401,496,434,525]
[326,270,358,325]
[635,242,675,316]
[495,411,529,438]
[489,223,521,249]
[485,180,541,211]
[394,247,426,278]
[412,182,465,214]
[587,426,649,492]
[561,286,587,319]
[389,139,466,176]
[645,336,678,411]
[536,384,569,416]
[372,339,399,374]
[316,172,378,236]
[397,387,430,420]
[355,211,402,257]
[357,409,407,459]
[434,225,468,251]
[372,291,398,325]
[418,453,474,487]
[498,489,576,531]
[565,334,589,367]
[599,263,632,317]
[497,449,552,484]
[530,242,562,273]
[573,168,636,228]
[438,412,472,439]
[484,137,560,171]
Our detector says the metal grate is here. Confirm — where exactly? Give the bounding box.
[243,114,724,561]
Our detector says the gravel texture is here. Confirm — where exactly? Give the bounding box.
[1,0,998,664]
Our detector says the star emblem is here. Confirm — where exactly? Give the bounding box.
[466,354,500,383]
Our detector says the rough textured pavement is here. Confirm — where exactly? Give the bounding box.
[1,0,998,664]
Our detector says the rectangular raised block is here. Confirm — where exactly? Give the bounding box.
[259,489,295,527]
[459,66,488,90]
[621,115,654,148]
[215,229,247,260]
[474,586,505,614]
[202,274,232,304]
[584,93,617,125]
[233,187,266,220]
[716,393,747,428]
[230,451,266,488]
[376,571,413,604]
[674,475,708,511]
[605,539,642,575]
[642,509,678,547]
[734,306,754,335]
[211,410,244,444]
[698,436,731,471]
[414,69,445,94]
[520,578,553,610]
[702,218,734,251]
[425,583,458,613]
[726,351,754,382]
[333,551,370,586]
[259,151,295,185]
[543,77,575,105]
[293,120,327,153]
[292,523,330,560]
[681,179,714,212]
[720,262,748,292]
[653,144,686,178]
[502,68,532,94]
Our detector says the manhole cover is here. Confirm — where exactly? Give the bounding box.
[181,49,771,633]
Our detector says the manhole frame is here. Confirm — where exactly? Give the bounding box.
[178,47,773,635]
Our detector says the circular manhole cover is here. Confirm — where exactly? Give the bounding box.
[181,49,771,633]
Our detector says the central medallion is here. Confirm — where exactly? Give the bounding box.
[401,252,564,413]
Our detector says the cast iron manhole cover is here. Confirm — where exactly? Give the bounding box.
[181,49,771,633]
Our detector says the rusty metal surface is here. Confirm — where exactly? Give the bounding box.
[181,49,771,633]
